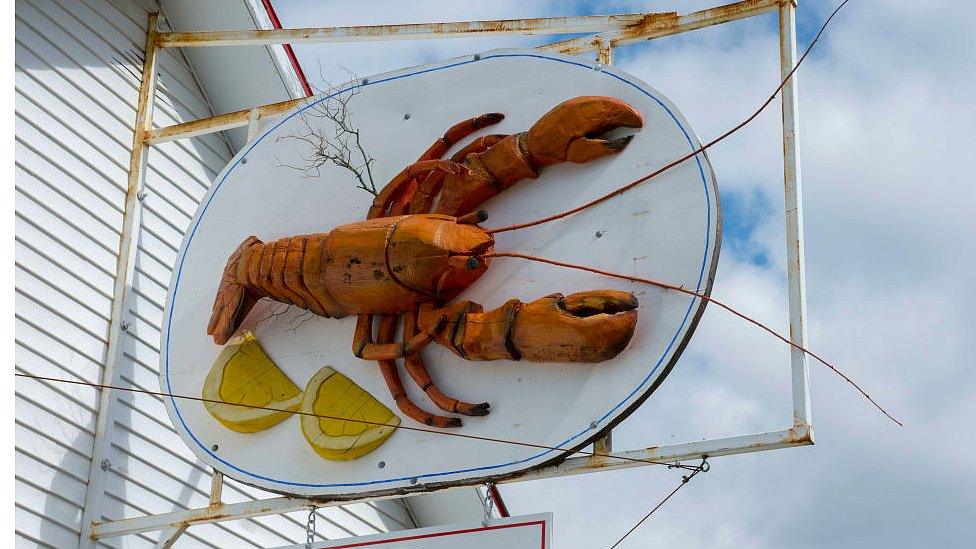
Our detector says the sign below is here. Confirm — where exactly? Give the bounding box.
[301,513,551,549]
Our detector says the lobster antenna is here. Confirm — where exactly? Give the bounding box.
[486,0,851,235]
[483,251,902,427]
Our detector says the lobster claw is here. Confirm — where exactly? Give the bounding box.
[511,290,639,363]
[419,290,638,362]
[525,96,644,167]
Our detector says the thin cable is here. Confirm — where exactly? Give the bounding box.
[609,459,709,549]
[12,372,703,472]
[487,0,851,235]
[486,251,902,426]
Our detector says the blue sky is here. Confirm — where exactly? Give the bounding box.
[274,1,976,546]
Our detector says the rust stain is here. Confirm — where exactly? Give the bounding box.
[158,1,780,50]
[397,15,637,36]
[185,503,285,525]
[160,15,654,46]
[615,0,777,44]
[586,453,611,468]
[616,12,679,42]
[686,0,778,24]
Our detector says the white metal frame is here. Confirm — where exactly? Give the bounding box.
[83,1,813,545]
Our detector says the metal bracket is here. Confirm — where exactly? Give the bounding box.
[154,524,188,549]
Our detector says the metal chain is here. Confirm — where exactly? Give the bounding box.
[305,507,316,549]
[481,482,496,527]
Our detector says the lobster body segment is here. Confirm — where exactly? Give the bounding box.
[207,214,493,345]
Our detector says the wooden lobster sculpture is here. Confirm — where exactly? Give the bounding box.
[208,96,644,427]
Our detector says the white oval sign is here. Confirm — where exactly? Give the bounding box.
[161,49,720,498]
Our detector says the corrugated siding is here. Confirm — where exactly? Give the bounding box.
[14,0,414,546]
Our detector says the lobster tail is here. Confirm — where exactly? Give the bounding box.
[208,236,263,345]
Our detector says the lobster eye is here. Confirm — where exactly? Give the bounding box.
[437,255,488,301]
[446,255,485,271]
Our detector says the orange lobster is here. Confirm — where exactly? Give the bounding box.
[208,96,644,427]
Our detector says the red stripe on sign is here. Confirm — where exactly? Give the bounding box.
[260,0,313,97]
[324,519,547,548]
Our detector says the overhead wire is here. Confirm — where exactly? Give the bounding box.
[486,0,852,236]
[483,0,906,428]
[485,252,901,426]
[609,459,709,549]
[12,371,702,472]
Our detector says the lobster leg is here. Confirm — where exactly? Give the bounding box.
[449,135,508,163]
[375,314,462,428]
[352,313,443,361]
[368,160,466,219]
[360,158,465,365]
[357,115,505,425]
[416,113,505,162]
[403,310,490,417]
[409,135,508,215]
[373,114,506,217]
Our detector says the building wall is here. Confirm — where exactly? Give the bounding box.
[14,0,414,547]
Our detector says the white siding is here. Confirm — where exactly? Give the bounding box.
[14,0,414,546]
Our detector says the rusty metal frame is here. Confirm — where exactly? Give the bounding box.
[80,12,161,549]
[143,0,785,144]
[89,0,813,544]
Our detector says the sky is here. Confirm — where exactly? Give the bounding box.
[275,1,976,547]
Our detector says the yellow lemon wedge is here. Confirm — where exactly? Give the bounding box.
[300,366,400,461]
[202,331,302,433]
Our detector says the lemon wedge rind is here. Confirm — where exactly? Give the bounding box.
[300,366,400,461]
[202,331,302,433]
